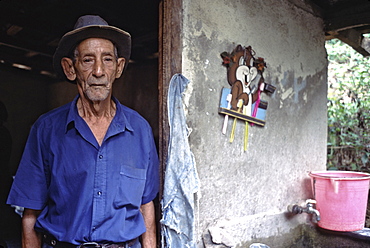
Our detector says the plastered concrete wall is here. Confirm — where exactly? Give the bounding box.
[181,0,328,247]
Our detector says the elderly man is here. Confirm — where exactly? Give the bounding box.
[7,15,159,248]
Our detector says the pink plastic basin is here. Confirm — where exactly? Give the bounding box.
[309,171,370,232]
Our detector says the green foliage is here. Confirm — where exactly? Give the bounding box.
[326,39,370,172]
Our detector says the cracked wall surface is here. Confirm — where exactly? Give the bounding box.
[180,0,328,247]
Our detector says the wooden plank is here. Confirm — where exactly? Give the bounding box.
[158,0,183,197]
[219,107,266,127]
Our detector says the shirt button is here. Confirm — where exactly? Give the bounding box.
[97,191,102,196]
[99,155,103,159]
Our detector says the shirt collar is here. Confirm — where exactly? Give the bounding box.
[110,96,134,133]
[65,95,134,133]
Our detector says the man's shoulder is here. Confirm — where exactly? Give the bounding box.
[118,103,140,117]
[34,102,72,127]
[116,102,151,129]
[117,102,145,120]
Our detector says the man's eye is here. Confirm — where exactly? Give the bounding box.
[104,57,113,62]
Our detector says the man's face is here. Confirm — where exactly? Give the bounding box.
[72,38,125,102]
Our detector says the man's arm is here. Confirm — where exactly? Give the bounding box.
[22,208,42,248]
[140,201,156,248]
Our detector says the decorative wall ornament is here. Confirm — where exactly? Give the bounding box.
[219,45,276,150]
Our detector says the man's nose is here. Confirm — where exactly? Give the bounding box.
[92,59,105,77]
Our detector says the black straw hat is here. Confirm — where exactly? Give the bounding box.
[53,15,131,82]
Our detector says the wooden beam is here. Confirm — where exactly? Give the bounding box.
[322,1,370,57]
[330,29,370,57]
[158,0,183,196]
[324,2,370,32]
[0,46,55,74]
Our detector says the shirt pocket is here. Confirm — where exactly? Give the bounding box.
[113,164,147,209]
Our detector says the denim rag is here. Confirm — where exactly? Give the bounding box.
[160,74,200,248]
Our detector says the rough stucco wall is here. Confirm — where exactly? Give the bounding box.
[181,0,328,247]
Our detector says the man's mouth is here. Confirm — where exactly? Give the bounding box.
[89,83,106,87]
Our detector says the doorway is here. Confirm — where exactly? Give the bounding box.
[0,0,171,246]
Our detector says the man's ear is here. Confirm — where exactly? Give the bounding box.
[61,57,76,81]
[115,58,126,78]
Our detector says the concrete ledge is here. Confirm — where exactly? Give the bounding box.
[201,216,370,248]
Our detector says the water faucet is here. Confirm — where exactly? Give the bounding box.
[305,199,320,222]
[288,199,320,223]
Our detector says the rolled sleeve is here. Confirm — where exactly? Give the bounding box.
[141,131,159,204]
[7,122,49,210]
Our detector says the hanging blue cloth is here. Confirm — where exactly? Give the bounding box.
[161,74,200,248]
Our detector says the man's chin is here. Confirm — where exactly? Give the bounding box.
[85,90,110,102]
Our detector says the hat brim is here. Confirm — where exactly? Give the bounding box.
[53,25,131,83]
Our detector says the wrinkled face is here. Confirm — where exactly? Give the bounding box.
[67,38,125,102]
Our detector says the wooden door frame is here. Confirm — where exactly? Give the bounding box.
[158,0,183,196]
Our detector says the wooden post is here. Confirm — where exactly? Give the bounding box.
[158,0,183,197]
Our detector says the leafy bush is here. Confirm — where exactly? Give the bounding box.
[326,39,370,172]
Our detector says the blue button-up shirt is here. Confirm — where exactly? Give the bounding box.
[7,96,159,244]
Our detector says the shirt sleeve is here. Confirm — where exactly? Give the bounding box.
[141,129,159,205]
[7,121,49,210]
